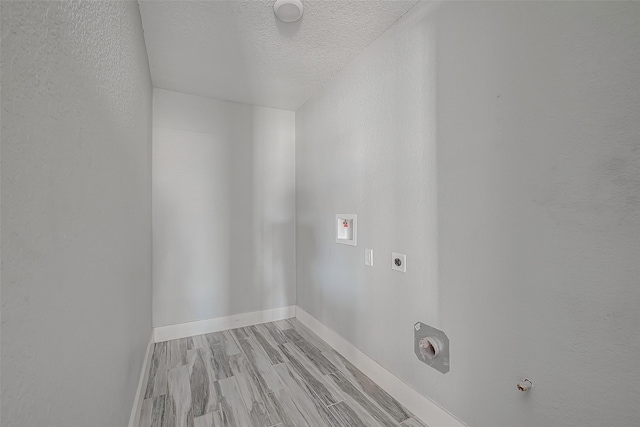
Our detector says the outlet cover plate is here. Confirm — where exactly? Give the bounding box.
[391,252,406,272]
[365,249,374,266]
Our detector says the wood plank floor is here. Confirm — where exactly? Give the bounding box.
[139,318,427,427]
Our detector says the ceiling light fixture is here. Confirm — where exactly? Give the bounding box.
[273,0,304,23]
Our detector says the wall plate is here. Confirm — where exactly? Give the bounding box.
[391,252,406,272]
[414,322,450,374]
[365,248,373,266]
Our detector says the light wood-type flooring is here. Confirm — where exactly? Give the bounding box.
[139,318,427,427]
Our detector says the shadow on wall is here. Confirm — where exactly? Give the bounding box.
[275,14,302,37]
[295,201,361,346]
[293,1,442,363]
[152,93,296,327]
[1,1,153,426]
[152,126,232,325]
[247,107,296,313]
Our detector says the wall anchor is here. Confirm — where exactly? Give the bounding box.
[517,379,533,392]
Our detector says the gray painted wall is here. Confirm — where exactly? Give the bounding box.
[152,89,295,327]
[296,2,640,427]
[1,2,152,426]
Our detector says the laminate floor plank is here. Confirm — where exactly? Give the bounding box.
[263,322,290,345]
[289,338,338,375]
[328,370,398,427]
[281,327,305,343]
[285,318,334,353]
[139,319,427,427]
[249,325,286,364]
[280,361,344,427]
[328,401,369,427]
[205,330,242,357]
[230,355,281,426]
[167,339,187,369]
[178,338,190,363]
[272,319,294,331]
[208,343,234,380]
[236,336,284,392]
[187,348,220,417]
[331,389,394,427]
[204,331,222,347]
[221,331,242,356]
[165,365,194,427]
[203,351,224,410]
[217,376,254,427]
[185,337,195,351]
[151,395,167,427]
[153,358,169,397]
[267,387,311,427]
[322,349,412,423]
[190,335,209,350]
[193,411,222,427]
[279,342,343,406]
[231,326,253,340]
[401,417,429,427]
[273,363,332,427]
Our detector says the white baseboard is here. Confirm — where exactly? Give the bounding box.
[128,333,154,427]
[153,305,296,343]
[295,306,466,427]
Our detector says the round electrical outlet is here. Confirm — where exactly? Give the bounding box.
[419,337,440,360]
[414,321,450,374]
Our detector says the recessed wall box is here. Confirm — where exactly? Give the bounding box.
[335,214,357,246]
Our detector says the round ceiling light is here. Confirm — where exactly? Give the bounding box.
[274,0,304,23]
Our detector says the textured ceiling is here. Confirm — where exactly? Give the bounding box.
[139,0,419,110]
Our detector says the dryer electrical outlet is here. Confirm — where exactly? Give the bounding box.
[392,252,406,272]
